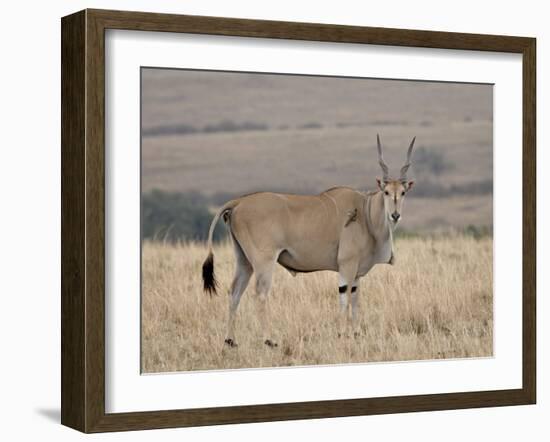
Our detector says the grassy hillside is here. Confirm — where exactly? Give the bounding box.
[141,69,493,231]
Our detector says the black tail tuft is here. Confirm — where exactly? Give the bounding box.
[202,252,217,296]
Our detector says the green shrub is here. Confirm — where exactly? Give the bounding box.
[142,190,225,243]
[414,146,451,176]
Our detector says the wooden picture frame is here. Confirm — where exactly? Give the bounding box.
[61,8,536,433]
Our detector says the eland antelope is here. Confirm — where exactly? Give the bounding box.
[202,135,416,348]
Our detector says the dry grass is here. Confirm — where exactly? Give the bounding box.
[141,235,492,373]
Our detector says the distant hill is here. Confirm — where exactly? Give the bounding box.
[141,68,493,231]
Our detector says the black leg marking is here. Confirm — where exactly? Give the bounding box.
[351,286,357,293]
[338,285,348,293]
[224,338,238,348]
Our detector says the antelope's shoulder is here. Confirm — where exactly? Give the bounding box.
[321,186,357,196]
[321,186,368,205]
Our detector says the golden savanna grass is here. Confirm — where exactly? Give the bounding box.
[141,235,492,373]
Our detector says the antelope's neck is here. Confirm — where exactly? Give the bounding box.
[365,191,392,244]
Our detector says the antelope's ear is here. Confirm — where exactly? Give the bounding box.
[376,178,385,190]
[407,180,415,191]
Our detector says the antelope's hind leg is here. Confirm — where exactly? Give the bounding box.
[253,259,278,348]
[225,238,253,348]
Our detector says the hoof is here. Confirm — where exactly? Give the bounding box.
[353,331,361,339]
[224,338,238,348]
[264,339,278,348]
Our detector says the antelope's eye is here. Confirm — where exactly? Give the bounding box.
[384,191,389,196]
[401,191,405,196]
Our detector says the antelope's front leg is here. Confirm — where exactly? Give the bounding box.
[338,281,348,317]
[350,279,361,338]
[337,267,357,337]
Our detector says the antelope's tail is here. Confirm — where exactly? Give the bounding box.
[202,200,238,295]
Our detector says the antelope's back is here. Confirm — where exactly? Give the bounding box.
[230,188,360,253]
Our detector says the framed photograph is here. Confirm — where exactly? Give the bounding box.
[61,9,536,433]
